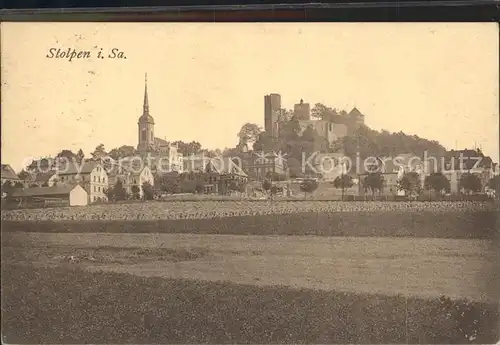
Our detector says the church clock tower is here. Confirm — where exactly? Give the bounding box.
[137,73,155,152]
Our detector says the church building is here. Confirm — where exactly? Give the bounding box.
[136,74,183,173]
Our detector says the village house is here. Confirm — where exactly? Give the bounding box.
[107,162,154,198]
[204,157,249,195]
[357,154,427,197]
[1,164,21,185]
[9,184,88,208]
[440,149,495,194]
[238,151,286,182]
[57,161,108,203]
[31,171,59,187]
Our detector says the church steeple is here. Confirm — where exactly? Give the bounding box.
[143,73,149,114]
[137,73,155,153]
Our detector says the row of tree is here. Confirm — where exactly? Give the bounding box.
[331,171,491,200]
[103,180,155,201]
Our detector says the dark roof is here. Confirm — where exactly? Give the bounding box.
[11,185,80,198]
[58,161,99,175]
[154,137,169,147]
[1,164,20,180]
[34,171,56,183]
[348,107,364,118]
[444,149,492,170]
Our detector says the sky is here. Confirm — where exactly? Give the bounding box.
[1,22,499,172]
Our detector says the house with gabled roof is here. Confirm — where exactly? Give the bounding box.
[203,157,249,195]
[1,164,21,185]
[57,161,108,203]
[10,184,88,207]
[33,171,59,187]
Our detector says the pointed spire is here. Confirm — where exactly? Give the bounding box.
[143,73,149,114]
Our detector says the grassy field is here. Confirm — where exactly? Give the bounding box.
[4,232,499,302]
[2,210,498,239]
[2,204,498,343]
[2,261,498,344]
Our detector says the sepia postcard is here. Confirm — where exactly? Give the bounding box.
[1,22,499,344]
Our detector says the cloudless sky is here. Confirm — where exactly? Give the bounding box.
[1,22,498,172]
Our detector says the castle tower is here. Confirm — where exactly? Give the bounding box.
[264,93,281,138]
[293,98,311,120]
[137,73,155,152]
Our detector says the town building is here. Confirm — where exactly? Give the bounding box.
[357,154,426,197]
[107,162,154,198]
[9,184,88,207]
[57,161,108,203]
[238,152,286,182]
[440,149,495,194]
[264,93,282,138]
[204,157,249,194]
[183,153,211,173]
[31,171,59,187]
[1,164,21,185]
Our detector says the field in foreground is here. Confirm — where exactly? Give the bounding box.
[2,262,498,344]
[4,232,499,302]
[1,200,496,221]
[2,209,498,239]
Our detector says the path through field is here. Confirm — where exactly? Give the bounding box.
[6,233,499,302]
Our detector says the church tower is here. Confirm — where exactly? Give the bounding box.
[137,73,155,152]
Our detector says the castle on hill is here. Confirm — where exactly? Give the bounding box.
[264,93,365,148]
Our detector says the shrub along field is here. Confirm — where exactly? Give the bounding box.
[2,262,498,344]
[2,210,497,239]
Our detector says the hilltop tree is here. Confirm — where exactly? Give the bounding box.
[398,171,421,198]
[76,149,85,163]
[172,141,202,157]
[299,179,318,200]
[424,172,450,196]
[333,174,354,201]
[253,131,279,152]
[108,145,136,161]
[56,149,77,161]
[238,123,262,146]
[91,144,107,160]
[279,108,294,122]
[311,103,338,121]
[459,173,482,195]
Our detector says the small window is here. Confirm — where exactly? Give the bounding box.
[94,186,96,192]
